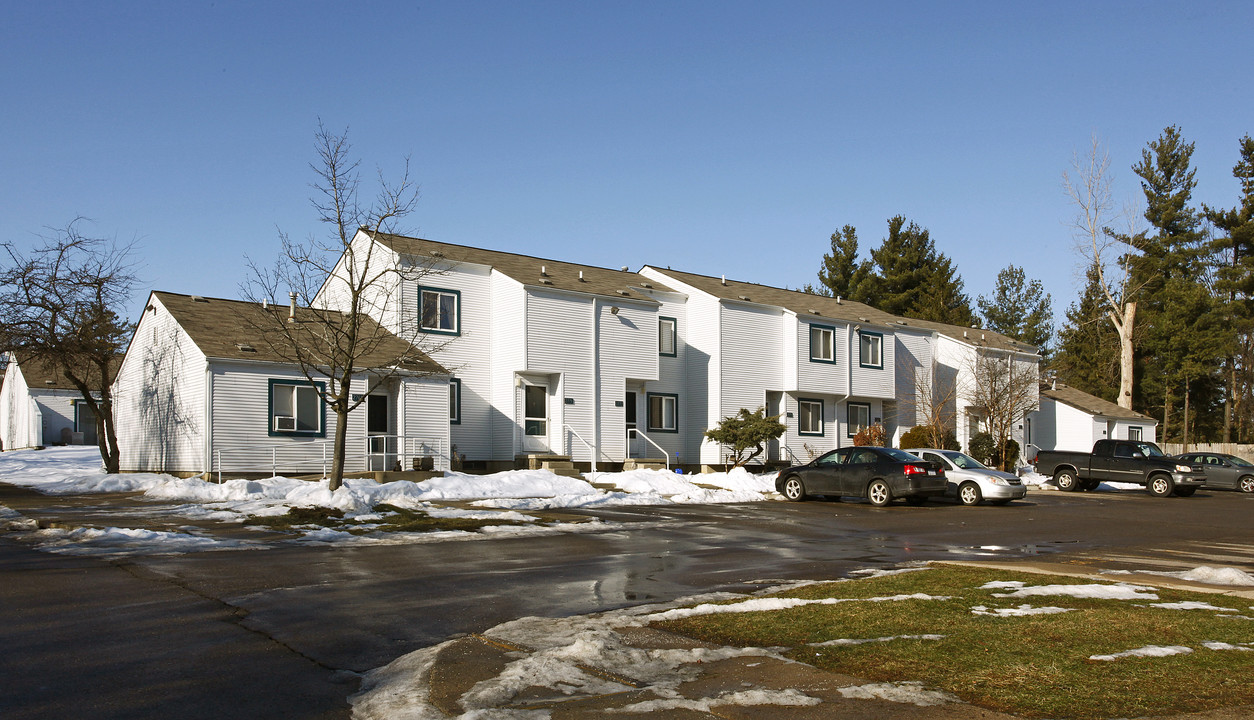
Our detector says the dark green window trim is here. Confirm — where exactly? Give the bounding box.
[646,392,679,433]
[268,379,327,438]
[798,397,824,436]
[847,402,870,438]
[858,330,883,369]
[659,317,678,357]
[809,324,837,364]
[450,378,462,425]
[419,285,462,336]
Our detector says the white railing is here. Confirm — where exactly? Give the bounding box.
[212,435,445,483]
[627,428,670,470]
[780,445,803,465]
[562,424,597,473]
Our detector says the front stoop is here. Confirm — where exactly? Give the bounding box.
[622,458,668,471]
[517,454,582,478]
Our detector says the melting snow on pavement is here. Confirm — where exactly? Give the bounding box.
[0,446,782,555]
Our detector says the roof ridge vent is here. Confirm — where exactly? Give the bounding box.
[738,294,750,301]
[621,266,629,272]
[639,281,652,288]
[808,308,819,315]
[616,289,630,296]
[235,343,256,353]
[540,278,553,285]
[721,274,727,286]
[430,250,444,258]
[578,270,585,282]
[191,295,209,303]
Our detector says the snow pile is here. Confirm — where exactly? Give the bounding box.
[970,604,1073,617]
[811,634,946,647]
[1,504,39,531]
[982,580,1159,601]
[837,681,959,706]
[643,593,952,623]
[615,688,821,713]
[1202,642,1254,652]
[1089,645,1193,661]
[29,526,263,556]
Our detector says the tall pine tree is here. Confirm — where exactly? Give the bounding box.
[977,265,1054,360]
[865,216,976,326]
[810,225,874,300]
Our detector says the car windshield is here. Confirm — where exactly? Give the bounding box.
[1133,442,1165,457]
[1228,455,1254,468]
[881,448,921,462]
[941,451,987,470]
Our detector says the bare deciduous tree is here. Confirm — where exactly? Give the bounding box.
[961,349,1039,470]
[0,219,137,472]
[1063,135,1144,409]
[895,353,960,450]
[242,122,451,490]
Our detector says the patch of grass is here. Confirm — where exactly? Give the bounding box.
[249,506,345,531]
[653,565,1254,719]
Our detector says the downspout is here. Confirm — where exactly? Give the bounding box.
[204,362,213,481]
[837,323,853,449]
[591,297,600,473]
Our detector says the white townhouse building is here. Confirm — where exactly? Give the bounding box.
[0,353,103,450]
[639,268,1040,466]
[112,291,449,479]
[314,231,686,471]
[1027,381,1157,454]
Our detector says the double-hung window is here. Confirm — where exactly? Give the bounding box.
[647,393,678,433]
[270,380,325,437]
[419,287,460,335]
[798,398,824,436]
[1128,426,1142,441]
[659,317,677,357]
[809,324,835,363]
[847,402,870,438]
[859,331,883,369]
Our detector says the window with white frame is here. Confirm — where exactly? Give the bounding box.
[1128,426,1142,441]
[270,380,325,436]
[419,287,460,334]
[859,331,883,369]
[450,378,461,425]
[810,324,835,363]
[659,317,677,357]
[647,393,678,433]
[798,398,824,436]
[847,402,870,438]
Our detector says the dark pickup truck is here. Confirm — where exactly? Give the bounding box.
[1034,439,1207,497]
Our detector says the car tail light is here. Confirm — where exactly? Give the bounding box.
[903,465,925,475]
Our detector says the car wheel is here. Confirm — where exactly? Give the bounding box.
[958,482,983,506]
[781,476,807,502]
[1173,486,1197,497]
[1054,468,1079,492]
[867,479,892,507]
[1148,474,1174,498]
[1240,476,1254,493]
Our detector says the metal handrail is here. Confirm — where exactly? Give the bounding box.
[780,445,802,464]
[627,428,670,470]
[561,424,596,473]
[212,435,445,483]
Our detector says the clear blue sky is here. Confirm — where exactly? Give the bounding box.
[3,1,1251,329]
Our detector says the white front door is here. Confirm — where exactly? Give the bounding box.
[521,381,550,453]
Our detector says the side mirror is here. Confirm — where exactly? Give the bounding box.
[1131,452,1144,459]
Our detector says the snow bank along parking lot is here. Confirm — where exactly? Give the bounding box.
[0,446,783,555]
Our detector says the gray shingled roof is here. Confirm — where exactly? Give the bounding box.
[1040,383,1155,422]
[646,267,1036,354]
[153,292,445,374]
[5,352,109,390]
[367,231,677,304]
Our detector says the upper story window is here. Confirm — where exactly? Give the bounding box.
[809,324,835,363]
[859,330,883,369]
[270,379,326,437]
[420,287,460,335]
[659,317,677,357]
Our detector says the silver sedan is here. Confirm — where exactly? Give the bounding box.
[904,448,1028,506]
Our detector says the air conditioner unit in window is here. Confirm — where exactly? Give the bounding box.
[274,416,296,431]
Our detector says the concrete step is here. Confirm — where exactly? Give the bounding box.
[622,458,668,471]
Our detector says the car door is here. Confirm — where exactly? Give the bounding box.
[920,452,959,493]
[843,448,879,497]
[1205,454,1239,489]
[805,449,848,495]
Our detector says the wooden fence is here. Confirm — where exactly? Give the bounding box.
[1161,443,1254,463]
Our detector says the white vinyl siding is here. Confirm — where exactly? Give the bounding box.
[892,331,934,434]
[488,273,526,460]
[599,300,660,462]
[850,327,895,399]
[526,290,594,460]
[402,375,453,462]
[113,295,209,474]
[796,320,847,395]
[0,361,38,450]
